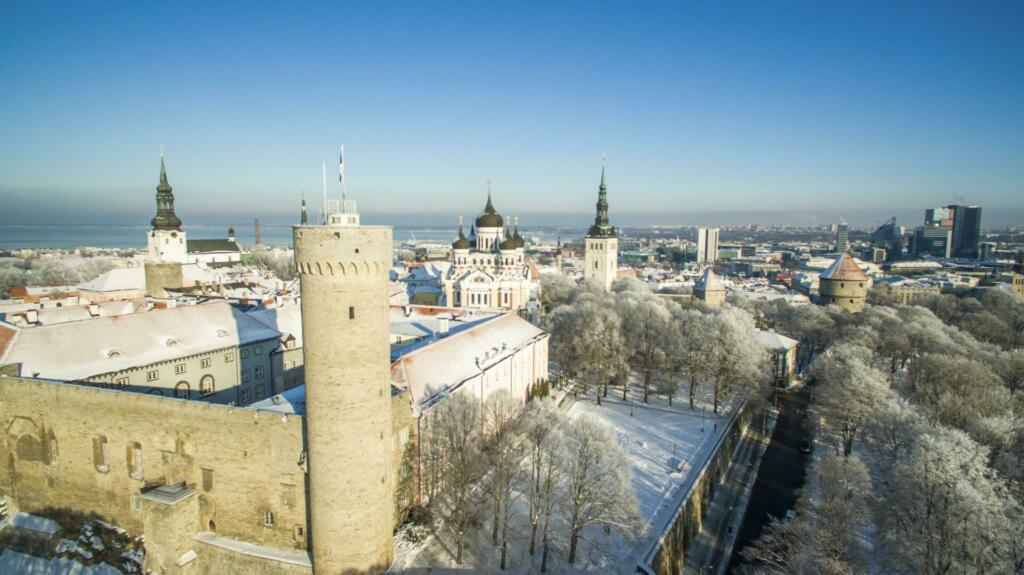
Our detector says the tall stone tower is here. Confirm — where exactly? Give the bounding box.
[294,196,394,573]
[584,162,618,290]
[145,151,185,297]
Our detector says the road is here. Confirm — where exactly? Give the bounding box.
[725,387,811,572]
[681,416,772,575]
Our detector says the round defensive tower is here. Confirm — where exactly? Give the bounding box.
[818,252,870,313]
[293,218,394,573]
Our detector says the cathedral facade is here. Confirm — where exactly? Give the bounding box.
[441,190,536,311]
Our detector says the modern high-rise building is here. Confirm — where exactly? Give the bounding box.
[696,227,720,263]
[923,204,982,259]
[835,222,849,253]
[584,163,617,290]
[912,225,953,258]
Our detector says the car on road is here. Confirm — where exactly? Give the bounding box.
[799,438,812,454]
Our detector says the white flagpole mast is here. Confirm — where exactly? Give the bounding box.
[321,161,327,225]
[339,145,346,205]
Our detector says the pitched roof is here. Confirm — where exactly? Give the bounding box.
[0,301,280,380]
[187,239,241,253]
[820,253,868,281]
[757,330,798,351]
[391,313,547,411]
[78,267,146,292]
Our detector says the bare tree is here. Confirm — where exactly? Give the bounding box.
[522,399,566,572]
[561,415,640,564]
[429,393,485,564]
[481,391,525,570]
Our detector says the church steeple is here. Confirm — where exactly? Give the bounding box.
[301,197,308,225]
[150,150,182,231]
[587,158,615,238]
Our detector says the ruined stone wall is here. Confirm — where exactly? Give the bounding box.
[0,375,310,558]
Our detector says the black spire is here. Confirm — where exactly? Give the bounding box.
[453,215,471,249]
[475,181,504,228]
[150,151,182,231]
[587,160,615,238]
[301,198,308,225]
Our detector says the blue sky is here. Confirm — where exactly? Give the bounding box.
[1,1,1022,227]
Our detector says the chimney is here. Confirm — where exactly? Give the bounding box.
[88,303,100,317]
[254,218,261,245]
[25,310,38,324]
[438,317,450,337]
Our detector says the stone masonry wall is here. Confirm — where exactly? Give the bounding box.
[0,375,310,565]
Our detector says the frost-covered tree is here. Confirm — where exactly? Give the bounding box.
[29,259,80,286]
[877,426,1020,575]
[0,266,27,298]
[429,393,485,564]
[667,307,713,409]
[907,353,1011,430]
[617,291,672,403]
[762,300,835,372]
[561,415,640,564]
[522,399,566,572]
[704,306,767,413]
[810,344,894,457]
[481,391,524,569]
[539,273,577,312]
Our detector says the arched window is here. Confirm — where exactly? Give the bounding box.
[127,442,143,479]
[200,375,215,396]
[175,382,190,400]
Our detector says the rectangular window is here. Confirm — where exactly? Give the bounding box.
[349,306,355,320]
[146,370,159,382]
[131,495,141,512]
[201,358,211,368]
[175,364,186,375]
[256,383,266,398]
[241,348,250,359]
[94,436,110,473]
[241,369,251,383]
[294,525,304,542]
[202,468,214,492]
[225,352,234,363]
[115,377,128,388]
[240,387,251,403]
[254,345,263,355]
[255,366,265,379]
[264,511,274,527]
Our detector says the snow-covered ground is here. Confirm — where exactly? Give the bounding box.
[390,377,738,573]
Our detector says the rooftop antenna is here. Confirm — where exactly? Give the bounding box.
[339,145,346,204]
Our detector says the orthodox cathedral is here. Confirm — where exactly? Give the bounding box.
[441,187,537,311]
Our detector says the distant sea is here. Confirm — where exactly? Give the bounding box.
[0,225,570,250]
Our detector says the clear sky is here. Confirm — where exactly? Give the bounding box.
[1,1,1022,228]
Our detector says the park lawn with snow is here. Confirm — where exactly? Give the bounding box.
[391,378,737,573]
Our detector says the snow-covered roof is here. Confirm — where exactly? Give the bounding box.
[78,267,146,293]
[246,305,304,348]
[0,301,281,380]
[392,313,548,410]
[820,253,869,281]
[757,330,798,351]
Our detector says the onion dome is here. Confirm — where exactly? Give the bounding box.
[475,187,504,229]
[452,216,471,250]
[512,217,525,249]
[151,152,183,231]
[499,225,517,251]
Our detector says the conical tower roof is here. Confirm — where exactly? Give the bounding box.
[820,253,868,281]
[475,184,504,229]
[695,267,725,292]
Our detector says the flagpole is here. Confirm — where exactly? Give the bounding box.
[339,144,346,205]
[321,161,327,225]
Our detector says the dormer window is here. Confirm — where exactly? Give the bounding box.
[166,338,179,347]
[107,349,122,359]
[216,329,229,337]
